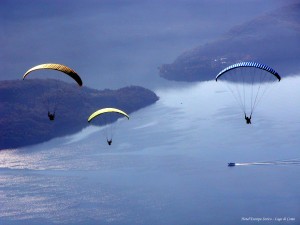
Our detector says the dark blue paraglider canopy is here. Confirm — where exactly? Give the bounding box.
[216,62,281,82]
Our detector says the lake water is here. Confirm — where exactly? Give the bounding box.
[1,78,300,225]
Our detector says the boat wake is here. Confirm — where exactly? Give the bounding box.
[228,158,300,167]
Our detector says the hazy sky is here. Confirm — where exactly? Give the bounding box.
[0,0,292,90]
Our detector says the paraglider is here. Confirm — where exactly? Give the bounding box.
[48,111,55,121]
[244,113,251,124]
[23,63,82,120]
[107,139,113,146]
[216,62,281,124]
[88,108,130,145]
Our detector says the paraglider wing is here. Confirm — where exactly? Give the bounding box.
[215,62,281,82]
[88,108,130,122]
[23,63,83,86]
[215,62,281,119]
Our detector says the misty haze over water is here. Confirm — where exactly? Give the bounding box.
[1,1,300,224]
[1,77,300,224]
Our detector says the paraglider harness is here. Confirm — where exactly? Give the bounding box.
[48,111,55,121]
[107,139,112,145]
[244,113,251,124]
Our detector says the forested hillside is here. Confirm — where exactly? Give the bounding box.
[0,79,159,149]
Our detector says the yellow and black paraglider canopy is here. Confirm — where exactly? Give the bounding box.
[23,63,83,86]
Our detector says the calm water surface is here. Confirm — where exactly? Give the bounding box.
[1,79,300,225]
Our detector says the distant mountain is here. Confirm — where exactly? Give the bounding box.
[159,3,300,81]
[0,79,159,150]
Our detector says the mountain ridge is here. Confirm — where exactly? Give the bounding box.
[159,3,300,82]
[0,79,159,150]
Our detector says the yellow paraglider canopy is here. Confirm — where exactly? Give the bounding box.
[88,108,129,122]
[23,63,82,86]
